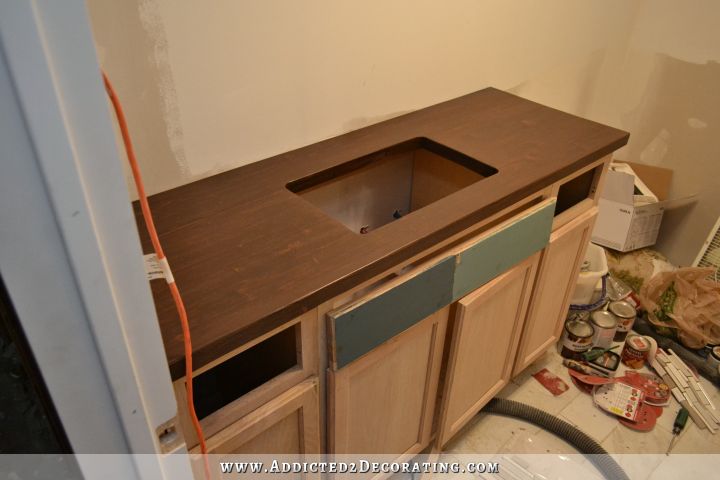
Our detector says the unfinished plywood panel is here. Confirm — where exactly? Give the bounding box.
[329,308,448,455]
[513,207,598,376]
[437,254,540,447]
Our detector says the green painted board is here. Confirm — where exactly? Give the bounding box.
[331,200,556,370]
[331,256,455,369]
[452,200,556,300]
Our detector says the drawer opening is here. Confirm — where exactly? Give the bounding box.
[192,324,299,420]
[555,167,599,215]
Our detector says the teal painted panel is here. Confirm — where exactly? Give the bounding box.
[452,201,556,300]
[331,256,455,369]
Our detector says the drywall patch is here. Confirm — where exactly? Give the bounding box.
[137,0,190,182]
[507,48,608,119]
[619,54,720,265]
[687,118,708,129]
[85,0,192,196]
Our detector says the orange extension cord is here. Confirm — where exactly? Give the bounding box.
[102,72,210,479]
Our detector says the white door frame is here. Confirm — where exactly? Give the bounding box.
[0,1,192,479]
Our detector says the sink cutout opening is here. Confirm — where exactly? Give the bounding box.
[287,137,497,234]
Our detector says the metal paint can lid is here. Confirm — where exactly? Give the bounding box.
[566,319,594,338]
[626,334,651,352]
[609,300,635,319]
[591,310,618,329]
[711,346,720,361]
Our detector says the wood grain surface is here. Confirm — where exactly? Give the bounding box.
[133,88,628,379]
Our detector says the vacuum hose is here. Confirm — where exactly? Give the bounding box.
[482,398,630,480]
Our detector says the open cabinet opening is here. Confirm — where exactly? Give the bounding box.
[192,324,299,420]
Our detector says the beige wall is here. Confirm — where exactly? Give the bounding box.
[87,0,718,266]
[588,0,720,266]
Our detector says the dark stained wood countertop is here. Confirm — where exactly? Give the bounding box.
[136,88,628,379]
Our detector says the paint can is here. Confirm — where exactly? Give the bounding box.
[560,319,595,360]
[621,334,651,369]
[609,300,636,342]
[707,346,720,371]
[590,310,618,349]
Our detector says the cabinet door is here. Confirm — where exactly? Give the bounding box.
[512,207,598,376]
[193,378,320,457]
[436,254,540,447]
[328,308,448,457]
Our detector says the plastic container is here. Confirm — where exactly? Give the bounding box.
[570,243,608,305]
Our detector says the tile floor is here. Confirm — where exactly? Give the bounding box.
[443,343,720,479]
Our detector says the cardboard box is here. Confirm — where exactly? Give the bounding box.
[591,161,695,252]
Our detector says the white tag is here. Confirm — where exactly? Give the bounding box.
[144,253,165,280]
[144,254,176,284]
[143,253,175,283]
[158,257,174,284]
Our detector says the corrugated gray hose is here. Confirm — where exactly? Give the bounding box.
[482,398,630,480]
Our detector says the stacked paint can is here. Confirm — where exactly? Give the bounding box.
[590,310,618,349]
[707,345,720,373]
[560,319,594,360]
[609,300,636,342]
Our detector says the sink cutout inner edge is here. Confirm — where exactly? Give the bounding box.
[286,137,498,234]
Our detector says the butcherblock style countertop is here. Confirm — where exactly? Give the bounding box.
[135,88,628,379]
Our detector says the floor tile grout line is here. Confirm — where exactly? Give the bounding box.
[598,424,617,444]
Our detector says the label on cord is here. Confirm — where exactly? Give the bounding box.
[144,254,175,284]
[144,253,165,280]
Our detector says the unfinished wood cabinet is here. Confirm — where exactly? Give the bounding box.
[550,156,609,230]
[193,378,320,456]
[324,195,554,460]
[512,207,599,375]
[176,309,318,449]
[328,308,448,457]
[189,379,320,478]
[436,253,540,447]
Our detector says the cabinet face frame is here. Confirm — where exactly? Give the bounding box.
[175,309,318,448]
[550,155,610,230]
[436,253,540,447]
[512,207,599,376]
[328,308,448,459]
[190,378,320,478]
